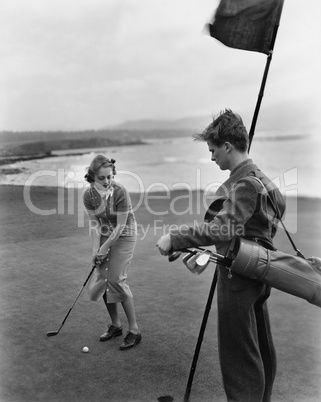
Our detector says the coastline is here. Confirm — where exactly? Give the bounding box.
[1,182,321,200]
[0,139,147,167]
[1,182,320,200]
[1,133,320,198]
[0,127,194,167]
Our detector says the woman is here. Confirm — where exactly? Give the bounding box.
[83,154,141,350]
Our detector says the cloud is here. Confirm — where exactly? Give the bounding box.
[1,0,320,130]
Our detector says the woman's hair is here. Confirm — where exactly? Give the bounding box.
[193,109,249,152]
[84,155,116,183]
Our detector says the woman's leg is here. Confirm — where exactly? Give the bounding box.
[106,237,139,333]
[102,292,121,328]
[122,298,139,334]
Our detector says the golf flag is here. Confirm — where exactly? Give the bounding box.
[207,0,284,54]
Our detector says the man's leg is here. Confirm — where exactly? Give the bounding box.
[217,277,268,402]
[255,286,277,402]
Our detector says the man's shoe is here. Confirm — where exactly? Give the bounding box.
[100,324,123,342]
[119,331,142,350]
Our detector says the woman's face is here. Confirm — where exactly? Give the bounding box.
[94,166,113,189]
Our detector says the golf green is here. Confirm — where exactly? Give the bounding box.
[0,185,320,401]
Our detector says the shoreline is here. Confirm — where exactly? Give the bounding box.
[0,139,147,167]
[1,135,320,199]
[1,183,320,201]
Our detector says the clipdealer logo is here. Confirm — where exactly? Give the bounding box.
[22,167,299,234]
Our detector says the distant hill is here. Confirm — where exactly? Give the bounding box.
[0,100,317,160]
[108,101,317,132]
[0,128,193,164]
[110,116,210,131]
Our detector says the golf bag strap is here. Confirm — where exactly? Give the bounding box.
[250,176,306,259]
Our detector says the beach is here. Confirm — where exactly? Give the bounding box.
[1,133,321,199]
[0,184,320,402]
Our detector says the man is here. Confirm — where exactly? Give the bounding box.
[156,109,285,402]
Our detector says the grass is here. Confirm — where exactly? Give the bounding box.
[0,185,320,402]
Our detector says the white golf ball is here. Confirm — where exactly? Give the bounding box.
[82,346,89,353]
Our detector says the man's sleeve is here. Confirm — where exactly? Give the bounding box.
[170,178,259,251]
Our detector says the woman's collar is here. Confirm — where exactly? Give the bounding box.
[93,183,114,198]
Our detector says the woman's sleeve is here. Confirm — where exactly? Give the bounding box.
[82,188,95,211]
[114,185,131,213]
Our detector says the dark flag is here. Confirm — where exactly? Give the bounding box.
[207,0,284,54]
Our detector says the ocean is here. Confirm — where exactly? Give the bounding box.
[1,130,321,199]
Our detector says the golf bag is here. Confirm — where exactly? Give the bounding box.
[228,237,321,307]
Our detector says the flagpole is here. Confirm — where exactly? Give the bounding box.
[248,0,284,151]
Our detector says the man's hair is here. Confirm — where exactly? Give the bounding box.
[193,109,249,152]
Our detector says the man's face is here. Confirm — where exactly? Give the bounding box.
[207,140,230,171]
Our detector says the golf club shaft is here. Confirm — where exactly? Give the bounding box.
[46,264,96,337]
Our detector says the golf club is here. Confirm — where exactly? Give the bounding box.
[168,250,183,262]
[195,250,211,267]
[168,248,209,263]
[171,246,230,266]
[46,264,96,337]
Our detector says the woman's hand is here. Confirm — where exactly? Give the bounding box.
[156,233,172,256]
[97,247,110,261]
[92,248,109,266]
[98,245,110,257]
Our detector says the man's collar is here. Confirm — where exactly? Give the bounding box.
[229,159,259,181]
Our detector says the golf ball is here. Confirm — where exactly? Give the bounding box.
[82,346,89,353]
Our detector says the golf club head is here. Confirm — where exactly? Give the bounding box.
[182,252,195,267]
[196,251,211,267]
[183,251,211,275]
[168,251,182,262]
[46,331,59,337]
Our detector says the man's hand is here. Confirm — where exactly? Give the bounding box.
[156,233,172,256]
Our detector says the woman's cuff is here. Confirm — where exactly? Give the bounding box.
[97,247,109,256]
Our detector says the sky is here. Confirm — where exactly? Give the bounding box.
[1,0,321,131]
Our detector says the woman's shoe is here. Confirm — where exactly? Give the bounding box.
[119,331,142,350]
[100,324,123,341]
